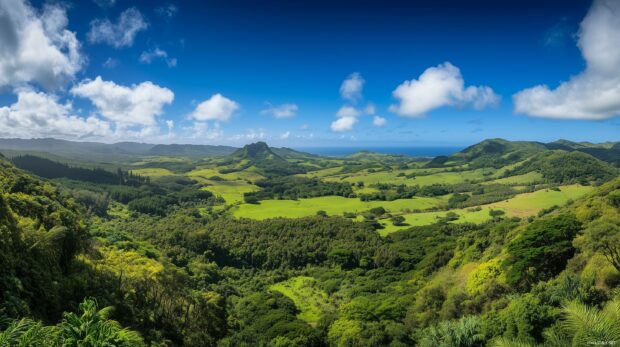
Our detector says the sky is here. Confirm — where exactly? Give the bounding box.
[0,0,619,148]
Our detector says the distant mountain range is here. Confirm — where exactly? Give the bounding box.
[428,138,620,168]
[0,138,237,162]
[0,137,617,167]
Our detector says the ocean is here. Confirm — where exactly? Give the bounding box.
[295,146,463,157]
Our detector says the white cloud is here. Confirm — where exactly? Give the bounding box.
[513,0,620,120]
[230,128,266,141]
[260,103,298,118]
[373,115,387,127]
[389,62,499,117]
[187,122,223,140]
[102,57,119,69]
[71,76,174,126]
[92,0,116,8]
[189,94,239,122]
[280,131,291,140]
[0,89,110,139]
[340,72,364,102]
[0,1,83,89]
[139,48,177,67]
[364,103,376,115]
[331,116,357,132]
[331,105,365,132]
[336,105,361,118]
[156,4,178,18]
[87,7,148,48]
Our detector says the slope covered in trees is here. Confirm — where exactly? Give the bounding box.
[0,139,619,346]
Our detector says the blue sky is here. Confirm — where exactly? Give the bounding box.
[0,0,618,147]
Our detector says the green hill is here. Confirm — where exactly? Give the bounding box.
[506,150,618,184]
[430,138,547,168]
[546,139,620,167]
[430,138,620,169]
[226,142,307,176]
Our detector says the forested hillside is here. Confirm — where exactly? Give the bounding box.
[0,140,619,346]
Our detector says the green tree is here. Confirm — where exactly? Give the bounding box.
[418,316,485,347]
[575,217,620,272]
[504,214,581,289]
[391,215,406,226]
[58,299,144,347]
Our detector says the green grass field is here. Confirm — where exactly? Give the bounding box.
[233,195,448,219]
[187,167,264,182]
[130,168,175,177]
[202,180,260,204]
[379,207,493,236]
[269,276,332,325]
[322,168,492,186]
[378,184,593,235]
[487,184,592,217]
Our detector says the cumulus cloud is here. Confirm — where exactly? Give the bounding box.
[260,103,298,118]
[373,115,387,127]
[340,72,364,102]
[514,0,620,120]
[187,122,223,140]
[331,116,358,132]
[0,1,83,89]
[87,8,148,48]
[280,131,291,140]
[139,48,177,67]
[389,62,499,117]
[336,105,361,118]
[71,76,174,126]
[0,89,110,139]
[331,106,362,132]
[189,94,239,122]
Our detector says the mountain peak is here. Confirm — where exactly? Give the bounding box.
[234,142,275,159]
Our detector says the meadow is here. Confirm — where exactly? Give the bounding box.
[269,276,332,326]
[232,195,448,219]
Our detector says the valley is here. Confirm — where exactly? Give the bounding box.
[0,137,618,346]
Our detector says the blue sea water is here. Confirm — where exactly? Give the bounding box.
[295,146,463,157]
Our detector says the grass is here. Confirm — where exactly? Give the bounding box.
[187,167,264,182]
[378,184,593,235]
[322,168,492,186]
[202,180,259,204]
[269,276,332,326]
[130,168,175,177]
[487,184,592,217]
[233,195,448,219]
[379,207,493,236]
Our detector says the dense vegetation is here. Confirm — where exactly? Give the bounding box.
[244,176,355,202]
[12,154,147,185]
[0,138,618,346]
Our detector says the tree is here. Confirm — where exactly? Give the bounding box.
[391,215,406,226]
[489,209,505,218]
[493,299,620,347]
[575,217,620,272]
[58,299,145,346]
[504,214,582,289]
[0,299,144,346]
[418,316,485,347]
